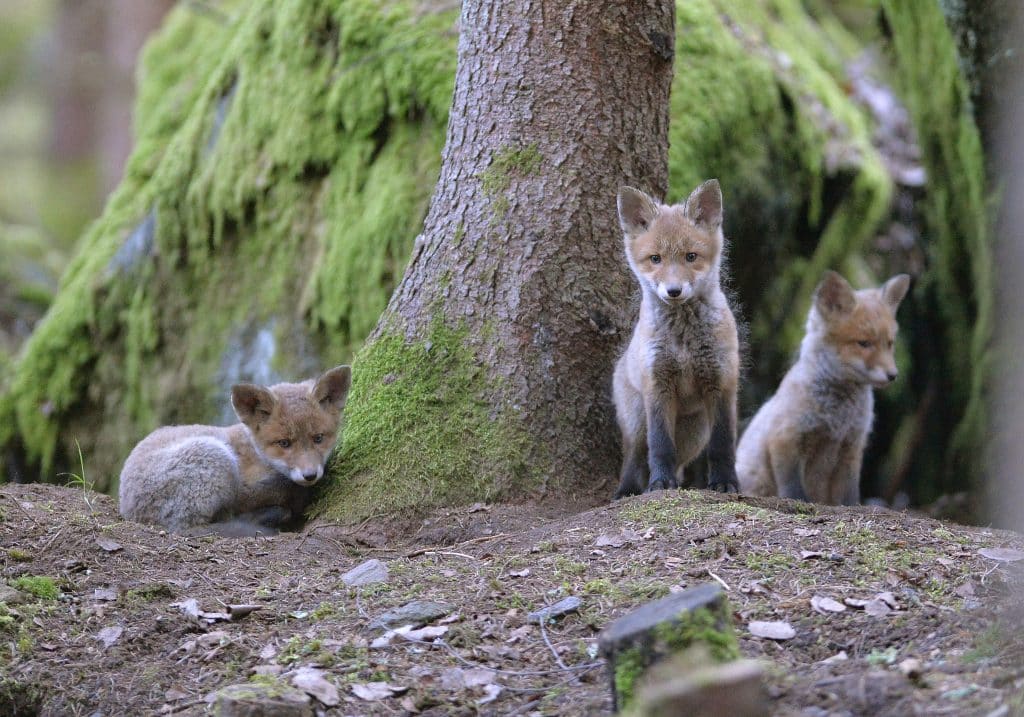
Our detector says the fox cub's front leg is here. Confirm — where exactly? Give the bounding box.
[706,392,739,493]
[644,382,679,492]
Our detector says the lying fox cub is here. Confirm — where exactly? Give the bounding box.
[118,365,351,536]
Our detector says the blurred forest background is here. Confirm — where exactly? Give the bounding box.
[0,0,174,363]
[0,0,1018,528]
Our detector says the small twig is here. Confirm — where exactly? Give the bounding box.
[708,570,731,592]
[406,532,509,558]
[355,588,368,618]
[417,551,477,560]
[39,527,64,554]
[538,618,577,685]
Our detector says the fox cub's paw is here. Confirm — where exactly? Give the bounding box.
[645,475,677,493]
[613,483,643,500]
[707,466,739,494]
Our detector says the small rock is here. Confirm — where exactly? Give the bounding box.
[212,683,312,717]
[528,596,582,623]
[342,559,389,588]
[0,585,29,605]
[368,600,453,631]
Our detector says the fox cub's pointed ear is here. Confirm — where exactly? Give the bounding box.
[617,186,660,236]
[313,365,352,415]
[881,274,911,310]
[815,270,856,316]
[683,179,723,229]
[232,384,277,427]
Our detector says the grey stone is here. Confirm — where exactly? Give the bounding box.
[342,558,389,587]
[0,584,28,605]
[212,683,312,717]
[527,596,582,623]
[368,599,453,631]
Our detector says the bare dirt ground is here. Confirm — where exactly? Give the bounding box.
[1,483,1022,716]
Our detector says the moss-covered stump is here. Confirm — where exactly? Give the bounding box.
[598,583,740,712]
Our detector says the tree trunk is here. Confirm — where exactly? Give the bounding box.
[316,0,676,520]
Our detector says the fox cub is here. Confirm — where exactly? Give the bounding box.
[613,179,740,498]
[119,365,351,536]
[736,271,910,504]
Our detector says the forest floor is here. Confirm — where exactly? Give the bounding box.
[1,482,1022,716]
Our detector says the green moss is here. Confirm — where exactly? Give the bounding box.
[880,0,992,497]
[614,600,739,710]
[9,576,58,601]
[0,0,458,487]
[125,583,174,602]
[670,0,890,354]
[0,602,14,629]
[6,548,31,562]
[314,316,534,523]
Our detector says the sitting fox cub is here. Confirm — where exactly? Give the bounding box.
[613,180,740,498]
[119,365,351,536]
[736,271,910,504]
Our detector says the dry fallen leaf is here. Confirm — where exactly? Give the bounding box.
[810,596,846,614]
[96,625,123,648]
[508,568,530,578]
[793,528,820,537]
[748,620,795,640]
[820,651,849,664]
[95,537,123,553]
[292,667,341,706]
[863,599,893,617]
[954,581,976,598]
[92,587,118,602]
[403,625,449,642]
[801,550,825,560]
[440,667,496,691]
[506,625,533,643]
[978,547,1024,562]
[876,592,900,609]
[478,683,503,705]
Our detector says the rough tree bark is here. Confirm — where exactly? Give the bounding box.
[317,0,677,520]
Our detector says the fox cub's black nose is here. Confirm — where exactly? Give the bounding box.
[667,288,682,298]
[886,371,898,382]
[302,472,318,483]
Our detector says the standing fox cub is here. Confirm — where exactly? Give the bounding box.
[613,180,740,498]
[736,271,910,504]
[119,365,351,536]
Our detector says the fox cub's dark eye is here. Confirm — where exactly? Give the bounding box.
[277,439,292,448]
[685,252,697,263]
[857,340,872,349]
[312,434,324,444]
[649,254,662,264]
